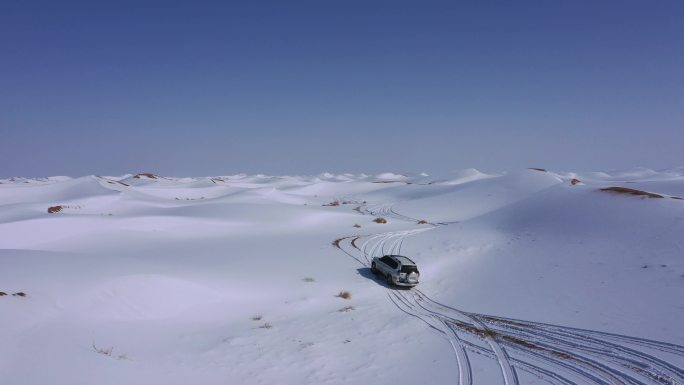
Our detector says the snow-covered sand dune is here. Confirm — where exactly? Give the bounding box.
[1,168,683,384]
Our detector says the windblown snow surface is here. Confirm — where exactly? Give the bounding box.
[1,169,683,385]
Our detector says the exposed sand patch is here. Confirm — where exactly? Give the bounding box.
[600,187,664,199]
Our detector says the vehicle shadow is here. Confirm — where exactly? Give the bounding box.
[356,267,412,290]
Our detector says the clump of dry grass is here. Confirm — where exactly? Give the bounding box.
[417,220,428,225]
[529,168,547,172]
[92,343,128,360]
[570,178,581,185]
[373,217,387,224]
[336,291,351,300]
[353,224,361,228]
[338,306,355,312]
[302,277,315,282]
[251,314,263,321]
[48,205,63,214]
[93,344,113,356]
[12,292,26,297]
[323,201,340,206]
[0,292,7,296]
[259,322,273,329]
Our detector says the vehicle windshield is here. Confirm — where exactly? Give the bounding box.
[401,265,419,274]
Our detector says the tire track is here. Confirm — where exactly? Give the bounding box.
[334,204,684,385]
[343,227,517,385]
[478,316,684,384]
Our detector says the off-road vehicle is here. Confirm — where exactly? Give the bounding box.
[371,255,419,287]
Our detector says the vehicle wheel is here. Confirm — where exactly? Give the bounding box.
[371,263,377,274]
[386,274,393,287]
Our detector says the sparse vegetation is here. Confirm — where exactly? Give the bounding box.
[570,178,581,185]
[373,217,387,224]
[0,292,7,296]
[92,343,128,360]
[302,277,315,282]
[529,168,547,172]
[417,220,428,224]
[323,200,340,206]
[259,322,273,329]
[338,306,355,312]
[47,204,81,213]
[353,224,361,228]
[336,291,351,300]
[251,314,263,321]
[13,292,26,297]
[48,205,63,214]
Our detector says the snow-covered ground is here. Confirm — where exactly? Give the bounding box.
[1,169,683,385]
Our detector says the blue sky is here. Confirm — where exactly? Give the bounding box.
[1,1,682,177]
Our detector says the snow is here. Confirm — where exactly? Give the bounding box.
[1,168,683,384]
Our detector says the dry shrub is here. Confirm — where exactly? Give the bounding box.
[92,343,128,360]
[251,315,263,321]
[570,178,581,185]
[48,205,63,214]
[13,292,26,297]
[600,187,664,199]
[93,344,113,356]
[417,220,428,224]
[302,277,315,282]
[337,291,351,300]
[0,292,7,296]
[373,217,387,224]
[353,224,361,228]
[338,306,355,312]
[323,201,340,206]
[259,322,273,329]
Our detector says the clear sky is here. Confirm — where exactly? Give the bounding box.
[1,1,683,177]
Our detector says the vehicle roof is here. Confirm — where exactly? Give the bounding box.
[385,255,416,265]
